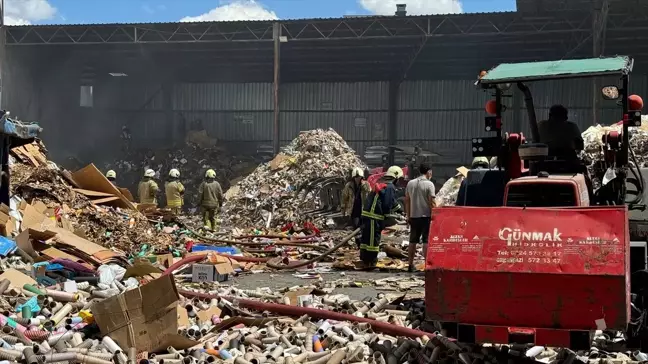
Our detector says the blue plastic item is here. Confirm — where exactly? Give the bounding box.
[0,236,16,257]
[16,296,41,315]
[191,245,239,255]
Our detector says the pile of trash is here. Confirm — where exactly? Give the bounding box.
[223,129,365,228]
[8,141,174,252]
[103,143,262,210]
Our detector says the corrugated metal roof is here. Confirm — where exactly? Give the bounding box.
[5,11,518,28]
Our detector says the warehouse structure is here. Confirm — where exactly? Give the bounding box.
[2,0,648,179]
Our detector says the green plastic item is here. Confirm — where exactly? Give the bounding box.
[480,56,632,84]
[21,306,32,319]
[23,284,45,296]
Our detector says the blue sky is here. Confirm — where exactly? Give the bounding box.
[5,0,516,25]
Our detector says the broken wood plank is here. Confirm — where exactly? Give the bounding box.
[90,196,120,205]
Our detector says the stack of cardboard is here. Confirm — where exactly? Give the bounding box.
[72,164,135,209]
[10,141,47,167]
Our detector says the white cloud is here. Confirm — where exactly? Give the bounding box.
[4,0,57,25]
[180,0,278,22]
[359,0,462,15]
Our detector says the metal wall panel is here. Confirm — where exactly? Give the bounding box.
[173,83,272,111]
[399,80,512,111]
[177,111,273,141]
[280,111,387,142]
[397,111,485,141]
[281,82,388,111]
[95,80,164,111]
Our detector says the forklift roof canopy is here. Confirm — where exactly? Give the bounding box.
[479,56,633,85]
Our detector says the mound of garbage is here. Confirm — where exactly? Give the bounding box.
[8,141,174,252]
[223,128,365,228]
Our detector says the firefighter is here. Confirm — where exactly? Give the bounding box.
[359,165,403,267]
[138,169,159,204]
[105,170,118,186]
[165,169,185,214]
[341,167,371,242]
[198,169,223,231]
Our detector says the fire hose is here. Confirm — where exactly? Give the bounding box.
[162,229,360,274]
[265,229,360,270]
[177,289,436,340]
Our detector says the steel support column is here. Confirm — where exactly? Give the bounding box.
[387,81,399,166]
[592,0,609,125]
[272,22,281,155]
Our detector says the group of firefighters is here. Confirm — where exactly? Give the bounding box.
[104,168,224,231]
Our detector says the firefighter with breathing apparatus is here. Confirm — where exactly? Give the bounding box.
[198,169,224,231]
[165,169,185,214]
[138,169,159,205]
[341,167,371,243]
[105,170,118,186]
[359,165,403,267]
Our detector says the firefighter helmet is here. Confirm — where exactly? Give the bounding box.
[205,169,216,179]
[351,167,364,178]
[105,170,116,179]
[144,169,155,178]
[169,169,180,178]
[385,166,404,179]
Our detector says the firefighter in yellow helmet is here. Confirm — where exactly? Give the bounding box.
[341,167,370,244]
[359,166,403,266]
[165,169,185,214]
[138,169,159,205]
[105,170,117,186]
[198,169,223,231]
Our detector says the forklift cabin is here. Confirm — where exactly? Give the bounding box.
[457,56,644,209]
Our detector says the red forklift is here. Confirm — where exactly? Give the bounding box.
[426,56,648,349]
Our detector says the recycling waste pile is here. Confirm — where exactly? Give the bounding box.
[435,116,648,206]
[222,129,365,228]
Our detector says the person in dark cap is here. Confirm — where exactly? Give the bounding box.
[538,105,584,160]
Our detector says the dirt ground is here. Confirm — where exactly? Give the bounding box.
[230,270,424,300]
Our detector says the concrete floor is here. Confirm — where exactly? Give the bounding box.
[229,270,424,300]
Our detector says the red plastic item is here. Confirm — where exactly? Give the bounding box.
[426,206,629,342]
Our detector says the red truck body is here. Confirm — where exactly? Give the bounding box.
[426,206,630,347]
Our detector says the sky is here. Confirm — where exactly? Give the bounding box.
[3,0,517,25]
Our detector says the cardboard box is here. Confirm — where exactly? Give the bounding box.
[192,264,214,282]
[207,254,235,282]
[92,275,196,352]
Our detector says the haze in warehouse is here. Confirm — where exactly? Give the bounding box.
[0,0,646,363]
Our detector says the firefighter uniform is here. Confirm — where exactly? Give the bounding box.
[359,180,398,266]
[138,169,159,204]
[165,181,185,214]
[199,169,224,231]
[341,177,371,240]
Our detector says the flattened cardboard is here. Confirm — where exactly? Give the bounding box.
[119,188,135,202]
[177,305,190,327]
[196,306,221,323]
[0,268,37,287]
[73,189,114,198]
[16,228,56,258]
[72,164,135,210]
[20,202,46,231]
[92,275,197,353]
[124,261,162,279]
